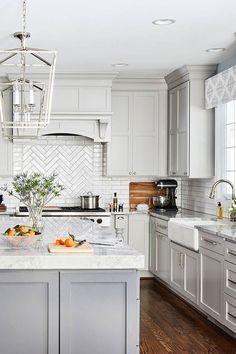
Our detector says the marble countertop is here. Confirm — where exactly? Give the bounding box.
[0,216,144,270]
[196,223,236,241]
[149,208,215,221]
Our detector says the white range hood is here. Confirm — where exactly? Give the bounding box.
[13,72,117,142]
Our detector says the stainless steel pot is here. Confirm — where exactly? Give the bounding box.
[80,192,100,209]
[152,196,170,208]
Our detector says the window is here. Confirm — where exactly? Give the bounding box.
[217,101,236,196]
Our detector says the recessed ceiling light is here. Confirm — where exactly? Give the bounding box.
[206,48,225,53]
[152,19,176,26]
[112,63,128,68]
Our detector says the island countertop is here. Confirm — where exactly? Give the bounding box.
[0,215,144,270]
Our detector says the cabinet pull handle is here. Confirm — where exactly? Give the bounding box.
[117,216,124,220]
[184,172,188,176]
[172,172,176,175]
[180,253,184,268]
[129,172,132,175]
[179,252,181,267]
[228,312,236,321]
[202,238,217,246]
[228,278,236,286]
[133,172,136,175]
[157,225,167,230]
[228,250,236,257]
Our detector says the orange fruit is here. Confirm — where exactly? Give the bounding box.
[55,239,61,245]
[19,226,29,234]
[29,230,35,236]
[65,237,75,247]
[7,229,16,236]
[59,238,66,245]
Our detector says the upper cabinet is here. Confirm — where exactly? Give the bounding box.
[105,79,168,177]
[165,65,216,178]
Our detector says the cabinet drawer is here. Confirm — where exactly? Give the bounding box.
[225,240,236,264]
[224,293,236,333]
[224,261,236,299]
[199,231,224,255]
[155,218,168,236]
[114,215,128,229]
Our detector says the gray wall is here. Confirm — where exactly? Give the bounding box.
[217,53,236,73]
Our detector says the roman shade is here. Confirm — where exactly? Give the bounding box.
[205,64,236,109]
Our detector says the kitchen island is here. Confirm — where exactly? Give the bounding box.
[0,216,144,354]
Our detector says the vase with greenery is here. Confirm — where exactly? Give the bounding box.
[2,172,64,230]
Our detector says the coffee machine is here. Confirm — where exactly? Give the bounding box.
[153,179,178,211]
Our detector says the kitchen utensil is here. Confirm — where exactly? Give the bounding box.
[80,192,100,209]
[48,241,93,253]
[152,196,170,208]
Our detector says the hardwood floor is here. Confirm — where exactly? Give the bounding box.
[140,279,236,354]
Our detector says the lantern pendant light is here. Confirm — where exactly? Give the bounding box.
[0,0,57,138]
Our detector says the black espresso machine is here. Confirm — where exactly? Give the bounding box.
[153,179,178,211]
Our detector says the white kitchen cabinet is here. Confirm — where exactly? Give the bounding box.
[0,132,13,177]
[170,242,199,304]
[165,65,216,178]
[129,214,149,271]
[199,247,224,321]
[106,84,167,176]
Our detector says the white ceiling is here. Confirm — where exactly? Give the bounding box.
[1,0,236,76]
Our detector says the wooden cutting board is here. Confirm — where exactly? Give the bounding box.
[48,242,93,253]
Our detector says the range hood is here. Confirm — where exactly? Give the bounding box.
[39,113,112,142]
[11,72,117,142]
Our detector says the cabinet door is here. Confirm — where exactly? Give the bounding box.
[107,92,132,176]
[0,271,59,354]
[157,233,170,283]
[129,214,149,270]
[132,93,158,176]
[183,248,199,304]
[149,218,157,275]
[199,247,224,321]
[170,242,184,291]
[168,81,189,177]
[60,271,139,354]
[0,132,13,176]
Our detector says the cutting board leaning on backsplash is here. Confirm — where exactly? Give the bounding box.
[129,182,166,210]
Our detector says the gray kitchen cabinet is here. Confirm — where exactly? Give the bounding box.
[168,81,189,177]
[156,232,170,284]
[0,131,13,176]
[150,216,169,283]
[199,247,224,321]
[149,217,157,275]
[106,84,168,177]
[170,242,199,304]
[0,271,59,354]
[129,214,149,270]
[60,270,140,354]
[165,65,215,178]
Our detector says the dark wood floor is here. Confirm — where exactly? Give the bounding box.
[140,279,236,354]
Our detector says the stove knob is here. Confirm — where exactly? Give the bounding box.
[90,218,95,222]
[97,218,102,224]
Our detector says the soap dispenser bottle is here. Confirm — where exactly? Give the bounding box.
[217,202,223,219]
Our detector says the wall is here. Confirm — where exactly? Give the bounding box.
[0,137,181,210]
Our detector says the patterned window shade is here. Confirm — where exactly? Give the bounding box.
[205,65,236,109]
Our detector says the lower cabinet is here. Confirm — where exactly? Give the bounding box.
[199,247,224,321]
[156,232,170,283]
[129,214,149,270]
[0,270,140,354]
[170,242,199,304]
[0,271,59,354]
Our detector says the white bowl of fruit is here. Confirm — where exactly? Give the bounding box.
[0,225,41,248]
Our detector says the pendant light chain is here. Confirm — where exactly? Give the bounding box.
[22,0,26,49]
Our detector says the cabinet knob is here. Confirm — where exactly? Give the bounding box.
[133,172,136,175]
[184,172,188,176]
[172,172,176,175]
[129,172,132,175]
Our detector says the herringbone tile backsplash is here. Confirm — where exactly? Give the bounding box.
[0,137,182,209]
